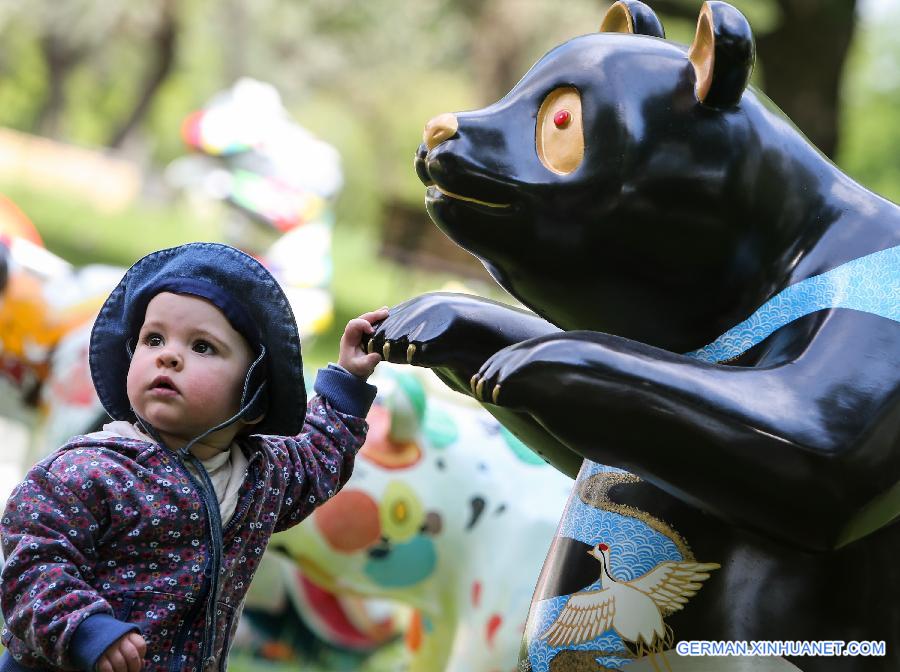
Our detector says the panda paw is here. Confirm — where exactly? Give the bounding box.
[366,292,509,371]
[471,336,572,407]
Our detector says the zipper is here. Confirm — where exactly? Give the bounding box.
[185,452,224,668]
[222,448,261,535]
[167,453,222,671]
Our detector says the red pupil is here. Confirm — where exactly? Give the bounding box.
[554,110,571,128]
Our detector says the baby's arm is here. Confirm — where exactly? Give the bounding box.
[0,458,139,670]
[269,309,388,531]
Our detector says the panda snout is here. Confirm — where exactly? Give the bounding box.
[423,112,459,150]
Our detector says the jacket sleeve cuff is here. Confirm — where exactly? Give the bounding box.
[70,613,140,671]
[314,364,377,418]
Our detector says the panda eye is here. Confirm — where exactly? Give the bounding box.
[536,86,584,175]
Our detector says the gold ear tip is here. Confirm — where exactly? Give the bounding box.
[599,3,632,34]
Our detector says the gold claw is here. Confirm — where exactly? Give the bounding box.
[492,384,501,404]
[475,378,485,400]
[367,339,375,354]
[383,342,391,360]
[407,343,416,364]
[470,374,479,395]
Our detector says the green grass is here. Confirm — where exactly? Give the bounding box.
[1,182,222,267]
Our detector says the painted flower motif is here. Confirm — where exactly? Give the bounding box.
[379,481,425,543]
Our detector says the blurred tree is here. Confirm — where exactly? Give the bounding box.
[107,0,178,148]
[839,0,900,201]
[0,0,894,215]
[466,0,603,106]
[35,24,90,138]
[0,0,180,149]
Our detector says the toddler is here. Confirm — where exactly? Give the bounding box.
[0,242,386,671]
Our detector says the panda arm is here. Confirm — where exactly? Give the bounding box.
[369,293,583,475]
[473,330,899,551]
[371,291,562,380]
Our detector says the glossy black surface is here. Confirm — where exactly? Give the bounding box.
[372,1,899,669]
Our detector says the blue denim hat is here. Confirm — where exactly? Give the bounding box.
[89,242,306,436]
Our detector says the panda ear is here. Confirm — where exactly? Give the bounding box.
[599,1,665,39]
[688,1,755,108]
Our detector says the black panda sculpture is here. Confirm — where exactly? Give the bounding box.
[370,1,899,670]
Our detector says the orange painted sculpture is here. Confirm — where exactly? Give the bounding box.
[0,210,121,451]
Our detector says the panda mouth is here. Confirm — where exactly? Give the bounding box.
[431,185,511,210]
[417,143,514,213]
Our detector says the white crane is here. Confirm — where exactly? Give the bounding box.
[541,542,719,672]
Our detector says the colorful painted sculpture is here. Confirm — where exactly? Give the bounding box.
[270,364,573,672]
[369,1,900,670]
[168,77,340,338]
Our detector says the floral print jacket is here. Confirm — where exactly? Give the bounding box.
[0,381,370,672]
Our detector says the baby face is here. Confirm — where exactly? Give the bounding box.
[126,292,256,446]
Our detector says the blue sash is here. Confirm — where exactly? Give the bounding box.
[687,245,900,364]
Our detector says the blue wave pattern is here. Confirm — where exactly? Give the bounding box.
[527,461,684,671]
[686,245,900,363]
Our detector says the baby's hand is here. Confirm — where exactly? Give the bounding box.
[338,307,389,380]
[96,631,146,672]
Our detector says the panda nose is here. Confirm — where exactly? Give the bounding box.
[423,112,459,150]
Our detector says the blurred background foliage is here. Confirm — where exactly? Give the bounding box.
[1,0,897,370]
